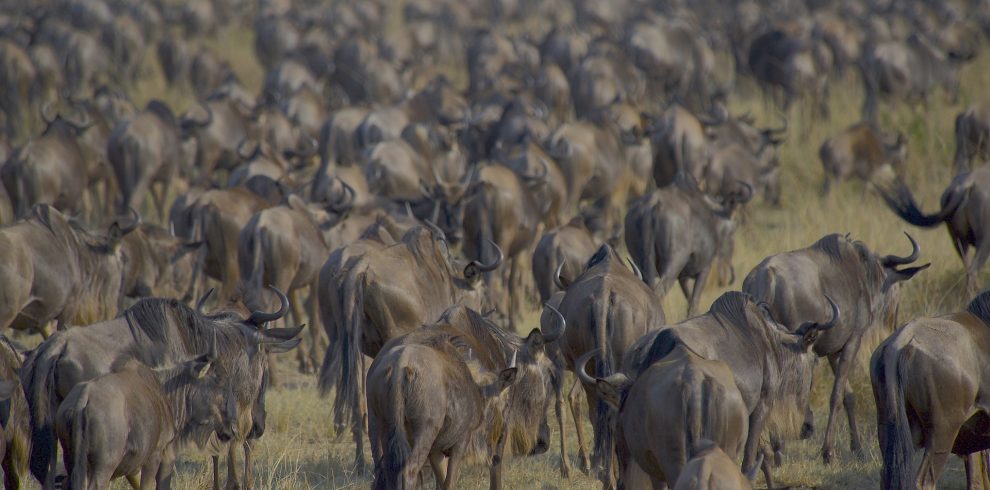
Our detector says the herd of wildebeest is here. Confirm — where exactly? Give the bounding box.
[2,0,990,488]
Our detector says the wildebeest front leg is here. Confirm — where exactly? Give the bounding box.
[212,455,220,490]
[821,339,864,464]
[568,378,591,474]
[967,243,990,296]
[243,440,255,490]
[306,283,329,371]
[687,267,711,318]
[443,443,466,490]
[556,371,572,478]
[490,417,510,490]
[288,289,312,373]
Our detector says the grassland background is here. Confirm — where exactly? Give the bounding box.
[67,12,990,490]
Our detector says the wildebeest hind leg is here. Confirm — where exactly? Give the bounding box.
[556,371,572,478]
[442,444,465,490]
[822,341,864,464]
[568,379,591,474]
[687,267,710,318]
[287,289,312,374]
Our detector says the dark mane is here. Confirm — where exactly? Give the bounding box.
[123,298,248,367]
[709,291,762,331]
[811,233,851,262]
[432,306,519,370]
[967,290,990,326]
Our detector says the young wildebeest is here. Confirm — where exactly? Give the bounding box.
[54,348,231,490]
[21,289,301,489]
[673,440,756,490]
[0,335,29,488]
[878,167,984,294]
[557,244,666,488]
[871,290,990,490]
[743,233,928,465]
[368,304,563,489]
[819,122,907,195]
[319,225,500,471]
[624,177,749,317]
[590,292,838,488]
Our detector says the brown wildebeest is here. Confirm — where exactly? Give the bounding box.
[879,166,989,294]
[673,440,756,490]
[0,204,139,337]
[368,304,563,489]
[319,225,499,471]
[594,292,837,487]
[119,223,202,300]
[871,290,990,490]
[819,122,906,195]
[743,233,929,464]
[21,289,301,489]
[576,345,748,489]
[625,177,749,317]
[954,102,990,170]
[860,34,961,122]
[556,244,666,487]
[54,351,233,490]
[0,335,28,488]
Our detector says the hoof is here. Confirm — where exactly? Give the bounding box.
[800,422,815,440]
[773,450,784,467]
[822,447,835,465]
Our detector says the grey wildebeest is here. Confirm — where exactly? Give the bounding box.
[871,290,990,490]
[747,29,830,118]
[673,440,756,490]
[860,33,960,122]
[585,291,838,488]
[624,177,749,317]
[0,335,28,488]
[819,122,907,195]
[878,169,982,293]
[319,225,500,471]
[368,304,563,489]
[21,289,302,489]
[238,190,355,372]
[556,244,666,487]
[576,344,748,488]
[54,351,232,490]
[531,216,598,305]
[1,108,94,219]
[743,233,929,464]
[0,204,139,337]
[119,223,202,300]
[108,100,202,219]
[953,102,990,170]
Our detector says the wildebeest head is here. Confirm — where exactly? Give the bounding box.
[418,161,476,244]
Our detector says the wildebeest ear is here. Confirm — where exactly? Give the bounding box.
[171,241,203,262]
[524,328,545,352]
[0,380,15,400]
[596,380,620,409]
[882,263,931,292]
[797,323,820,350]
[106,222,123,246]
[265,337,302,354]
[188,359,213,379]
[493,367,518,394]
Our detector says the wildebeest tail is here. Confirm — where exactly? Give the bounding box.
[872,342,913,490]
[374,366,412,490]
[876,176,963,228]
[20,340,64,485]
[63,388,90,490]
[324,266,366,435]
[591,294,616,480]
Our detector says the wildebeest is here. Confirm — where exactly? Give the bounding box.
[743,233,929,464]
[119,223,202,300]
[54,351,231,489]
[953,102,990,170]
[556,244,666,487]
[878,169,981,293]
[0,204,139,337]
[368,304,563,489]
[21,289,301,488]
[531,216,598,304]
[0,335,28,489]
[861,33,960,122]
[625,177,748,317]
[318,225,499,470]
[748,29,830,118]
[673,440,756,490]
[819,122,907,194]
[587,291,838,487]
[576,345,748,488]
[1,108,94,219]
[871,290,990,490]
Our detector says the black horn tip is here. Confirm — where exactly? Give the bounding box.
[196,288,215,313]
[575,349,601,385]
[248,285,289,326]
[542,303,566,342]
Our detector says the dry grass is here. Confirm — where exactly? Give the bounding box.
[37,18,990,490]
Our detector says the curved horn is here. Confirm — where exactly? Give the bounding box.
[626,257,643,281]
[237,138,261,161]
[431,163,447,186]
[196,288,215,313]
[819,296,840,331]
[553,262,567,290]
[247,285,289,325]
[64,107,93,131]
[697,104,728,127]
[468,239,503,273]
[118,207,141,235]
[542,303,566,342]
[423,219,447,242]
[208,328,218,360]
[736,180,754,204]
[40,102,55,125]
[328,177,355,213]
[187,102,214,128]
[575,349,600,385]
[522,157,549,184]
[509,350,517,368]
[882,232,920,266]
